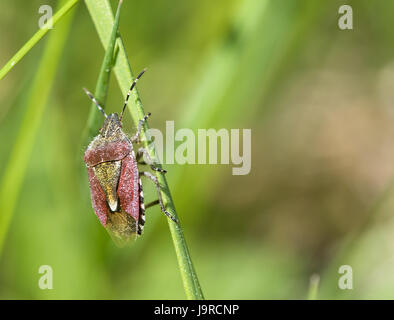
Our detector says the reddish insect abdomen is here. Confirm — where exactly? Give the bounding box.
[87,167,110,225]
[117,153,140,222]
[84,139,139,227]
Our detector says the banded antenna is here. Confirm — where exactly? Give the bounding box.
[120,68,147,121]
[83,87,108,118]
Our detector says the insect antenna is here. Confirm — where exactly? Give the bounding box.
[83,87,108,118]
[120,68,147,121]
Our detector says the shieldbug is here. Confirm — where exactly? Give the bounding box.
[83,69,177,245]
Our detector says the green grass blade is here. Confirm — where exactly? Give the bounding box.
[307,274,320,300]
[0,0,77,255]
[82,0,123,146]
[84,0,204,300]
[0,0,79,81]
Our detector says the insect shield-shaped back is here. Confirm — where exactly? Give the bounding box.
[84,113,141,246]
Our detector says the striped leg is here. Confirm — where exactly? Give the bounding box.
[131,113,151,144]
[136,147,166,173]
[139,171,178,223]
[137,178,146,235]
[145,199,159,209]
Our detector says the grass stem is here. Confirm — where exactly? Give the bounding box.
[307,274,320,300]
[0,0,79,80]
[84,0,204,299]
[0,0,77,255]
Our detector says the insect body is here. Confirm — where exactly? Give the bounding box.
[83,70,177,245]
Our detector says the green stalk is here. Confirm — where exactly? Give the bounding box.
[0,0,79,80]
[307,274,320,300]
[82,0,123,146]
[0,0,77,255]
[84,0,204,300]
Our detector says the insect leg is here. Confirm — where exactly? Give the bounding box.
[131,113,151,143]
[139,171,178,223]
[136,147,167,174]
[145,199,160,209]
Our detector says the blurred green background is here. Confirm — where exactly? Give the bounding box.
[1,0,394,299]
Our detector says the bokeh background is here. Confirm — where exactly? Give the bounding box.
[1,0,394,299]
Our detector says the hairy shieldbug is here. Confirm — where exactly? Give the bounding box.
[83,69,177,245]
